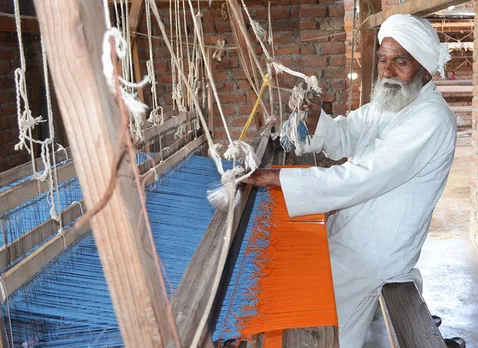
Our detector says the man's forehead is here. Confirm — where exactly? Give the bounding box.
[377,37,413,58]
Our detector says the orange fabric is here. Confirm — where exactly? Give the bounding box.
[263,330,283,348]
[238,166,338,346]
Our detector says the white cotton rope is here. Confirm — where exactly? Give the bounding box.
[102,0,151,142]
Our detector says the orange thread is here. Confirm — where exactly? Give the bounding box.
[237,165,338,346]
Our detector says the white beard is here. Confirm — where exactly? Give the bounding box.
[370,71,425,113]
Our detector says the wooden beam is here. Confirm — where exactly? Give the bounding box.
[368,0,471,28]
[380,283,447,348]
[359,0,381,105]
[0,219,91,304]
[141,134,206,185]
[0,147,71,188]
[434,79,472,86]
[0,201,85,270]
[206,48,215,138]
[0,161,76,216]
[143,111,194,140]
[436,85,473,93]
[283,327,339,347]
[0,14,39,33]
[33,0,173,346]
[169,130,271,347]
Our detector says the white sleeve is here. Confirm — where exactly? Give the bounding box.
[302,109,362,160]
[279,108,456,217]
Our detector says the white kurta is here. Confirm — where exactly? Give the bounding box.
[279,81,457,347]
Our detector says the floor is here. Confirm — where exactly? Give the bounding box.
[364,141,478,347]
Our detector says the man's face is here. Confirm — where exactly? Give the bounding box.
[376,37,422,84]
[371,37,429,113]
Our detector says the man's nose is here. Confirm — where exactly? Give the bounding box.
[380,62,397,79]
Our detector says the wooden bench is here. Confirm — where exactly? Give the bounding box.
[380,282,464,348]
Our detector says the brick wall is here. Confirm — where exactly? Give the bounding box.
[136,0,347,143]
[0,31,44,173]
[470,0,478,247]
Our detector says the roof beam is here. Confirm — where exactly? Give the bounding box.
[368,0,471,28]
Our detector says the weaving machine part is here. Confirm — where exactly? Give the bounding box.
[1,155,233,347]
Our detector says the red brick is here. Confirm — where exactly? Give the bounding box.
[330,55,346,66]
[274,45,300,56]
[237,80,252,90]
[158,74,172,83]
[1,103,16,117]
[239,105,254,115]
[323,69,346,80]
[299,55,327,67]
[213,71,228,81]
[202,21,215,33]
[213,58,239,70]
[231,116,249,126]
[321,42,346,55]
[299,7,327,18]
[300,20,318,30]
[300,46,317,55]
[328,5,345,17]
[0,61,11,76]
[300,30,329,42]
[216,83,234,93]
[221,94,246,104]
[0,90,14,104]
[256,7,290,20]
[333,80,347,91]
[154,61,169,72]
[214,21,232,33]
[273,19,300,31]
[213,105,236,116]
[300,0,318,3]
[273,32,295,43]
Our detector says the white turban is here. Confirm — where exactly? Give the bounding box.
[378,14,451,78]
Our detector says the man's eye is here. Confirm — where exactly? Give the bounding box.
[396,59,407,66]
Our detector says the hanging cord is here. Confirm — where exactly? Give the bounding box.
[267,0,282,137]
[102,0,150,143]
[145,0,164,126]
[12,0,42,172]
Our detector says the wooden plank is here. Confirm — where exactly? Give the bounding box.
[33,0,173,346]
[143,111,194,140]
[169,131,271,347]
[450,105,472,113]
[0,201,85,270]
[437,85,473,93]
[0,161,76,216]
[0,219,91,304]
[359,0,381,106]
[0,14,39,33]
[380,282,447,348]
[141,134,206,185]
[368,0,471,28]
[0,147,71,188]
[434,79,472,86]
[139,131,197,174]
[283,326,339,348]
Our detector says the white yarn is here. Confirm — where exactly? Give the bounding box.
[223,140,260,172]
[212,39,226,62]
[102,1,151,142]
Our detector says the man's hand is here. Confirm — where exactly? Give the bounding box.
[240,168,281,187]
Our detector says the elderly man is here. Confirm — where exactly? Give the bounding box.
[242,14,457,347]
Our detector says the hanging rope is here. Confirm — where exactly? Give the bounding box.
[102,0,150,143]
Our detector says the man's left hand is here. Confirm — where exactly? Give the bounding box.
[240,168,281,187]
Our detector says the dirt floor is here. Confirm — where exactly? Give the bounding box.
[365,138,478,347]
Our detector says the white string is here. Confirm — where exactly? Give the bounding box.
[102,0,150,142]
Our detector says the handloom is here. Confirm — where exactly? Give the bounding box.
[0,0,340,347]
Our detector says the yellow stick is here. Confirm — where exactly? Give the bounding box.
[239,74,271,141]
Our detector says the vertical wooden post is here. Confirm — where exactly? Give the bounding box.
[359,0,382,106]
[33,1,172,347]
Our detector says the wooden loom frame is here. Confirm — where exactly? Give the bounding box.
[0,1,339,347]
